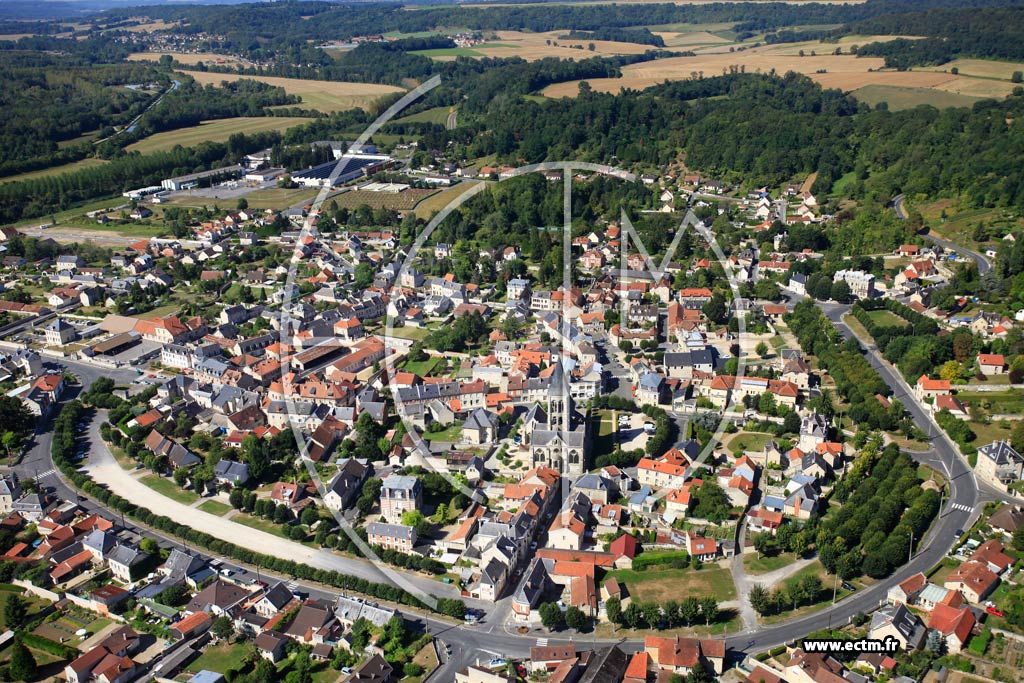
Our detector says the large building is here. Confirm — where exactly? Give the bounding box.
[522,362,589,476]
[291,153,394,188]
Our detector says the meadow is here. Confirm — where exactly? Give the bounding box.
[181,71,404,113]
[126,116,312,154]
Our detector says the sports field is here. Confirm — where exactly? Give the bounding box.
[181,71,404,113]
[126,117,312,154]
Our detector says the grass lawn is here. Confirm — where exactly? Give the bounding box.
[402,357,439,376]
[726,431,775,455]
[864,309,909,328]
[198,500,233,516]
[967,420,1013,446]
[423,425,462,443]
[405,643,440,683]
[127,117,312,154]
[0,588,46,630]
[594,611,741,638]
[140,474,200,505]
[609,564,737,602]
[384,325,431,341]
[189,643,251,673]
[231,513,289,539]
[959,390,1024,415]
[742,552,798,575]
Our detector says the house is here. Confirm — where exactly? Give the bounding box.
[978,353,1006,375]
[366,522,417,552]
[254,631,289,663]
[65,627,141,683]
[887,573,926,606]
[379,475,422,524]
[970,539,1013,575]
[213,460,251,487]
[45,318,77,346]
[644,636,725,676]
[253,582,297,618]
[323,458,369,510]
[186,579,251,616]
[350,654,394,683]
[0,474,21,514]
[915,375,951,401]
[869,603,927,651]
[928,603,976,653]
[107,544,148,583]
[462,408,499,445]
[975,441,1023,488]
[171,611,212,640]
[988,505,1024,537]
[945,561,1000,603]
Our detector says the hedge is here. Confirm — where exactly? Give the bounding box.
[18,632,78,659]
[51,402,466,619]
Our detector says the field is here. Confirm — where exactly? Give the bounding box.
[850,85,984,110]
[864,309,909,327]
[742,552,799,575]
[724,431,774,455]
[140,474,200,505]
[331,187,439,212]
[413,180,483,218]
[419,30,657,62]
[162,187,318,211]
[958,391,1024,416]
[1,158,108,184]
[198,500,233,516]
[126,117,312,154]
[189,643,250,673]
[402,357,440,376]
[181,71,404,113]
[542,39,1017,103]
[395,106,453,125]
[423,425,462,443]
[609,564,737,602]
[128,52,252,68]
[920,58,1024,81]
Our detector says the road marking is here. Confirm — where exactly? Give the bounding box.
[536,637,548,646]
[950,503,974,513]
[35,469,55,479]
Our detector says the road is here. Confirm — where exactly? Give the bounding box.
[446,108,458,130]
[892,194,991,275]
[13,341,982,669]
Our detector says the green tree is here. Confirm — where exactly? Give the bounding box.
[622,601,643,629]
[539,602,564,630]
[3,594,27,629]
[605,596,621,625]
[565,605,587,631]
[211,615,234,639]
[140,537,160,555]
[756,341,769,357]
[699,597,718,625]
[679,597,700,626]
[749,584,771,615]
[8,640,37,681]
[1012,525,1024,552]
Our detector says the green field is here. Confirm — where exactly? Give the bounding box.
[198,500,233,516]
[395,106,452,125]
[190,643,250,673]
[726,431,775,455]
[402,357,440,376]
[423,425,462,443]
[851,85,983,111]
[127,116,312,154]
[609,564,737,602]
[231,512,289,538]
[864,309,909,327]
[0,157,109,184]
[959,391,1024,416]
[140,474,200,505]
[742,552,798,575]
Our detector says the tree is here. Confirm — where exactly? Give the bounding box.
[679,597,700,626]
[1013,525,1024,552]
[140,537,160,555]
[782,410,800,434]
[1011,420,1024,453]
[622,601,643,629]
[756,341,769,357]
[8,640,37,681]
[237,198,249,211]
[829,280,851,303]
[699,597,718,625]
[749,584,771,615]
[940,360,961,382]
[702,294,726,324]
[565,605,587,631]
[3,594,27,629]
[539,602,564,630]
[605,596,621,625]
[300,505,319,527]
[211,615,234,639]
[687,663,714,683]
[274,504,291,524]
[1013,71,1023,83]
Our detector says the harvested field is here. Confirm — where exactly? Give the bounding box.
[128,52,251,68]
[921,58,1024,81]
[181,71,403,112]
[851,85,983,110]
[331,188,439,212]
[419,30,655,62]
[126,117,312,153]
[812,70,956,91]
[653,30,732,47]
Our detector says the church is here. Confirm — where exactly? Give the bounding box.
[521,362,590,475]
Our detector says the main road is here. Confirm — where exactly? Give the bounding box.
[15,338,980,670]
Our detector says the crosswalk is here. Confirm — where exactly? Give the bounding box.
[35,469,55,480]
[286,582,299,592]
[536,638,549,647]
[950,503,974,514]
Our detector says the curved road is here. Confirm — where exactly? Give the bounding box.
[893,194,991,275]
[18,337,980,668]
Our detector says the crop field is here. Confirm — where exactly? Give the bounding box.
[0,158,108,184]
[126,116,312,153]
[395,106,452,125]
[850,85,983,110]
[128,52,251,67]
[180,71,404,113]
[413,180,483,218]
[418,30,656,62]
[920,58,1024,81]
[543,42,1018,101]
[653,30,733,47]
[331,188,439,211]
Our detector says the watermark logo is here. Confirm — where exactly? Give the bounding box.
[279,79,748,612]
